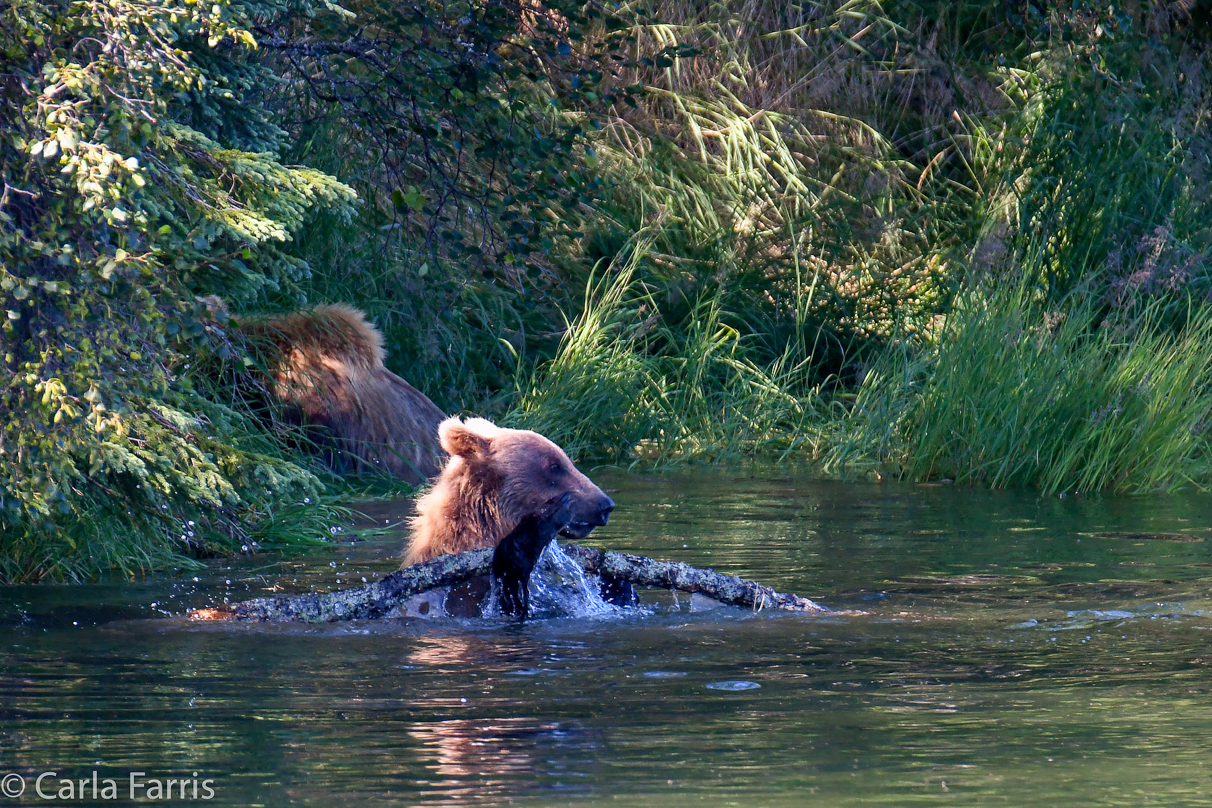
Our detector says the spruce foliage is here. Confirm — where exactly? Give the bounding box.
[0,0,355,580]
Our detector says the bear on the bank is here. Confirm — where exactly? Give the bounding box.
[234,304,446,484]
[404,416,615,566]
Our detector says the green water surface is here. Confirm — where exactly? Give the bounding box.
[5,469,1212,806]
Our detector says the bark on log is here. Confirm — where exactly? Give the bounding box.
[194,544,829,623]
[220,549,495,622]
[560,545,827,613]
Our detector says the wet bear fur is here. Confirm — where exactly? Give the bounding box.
[407,416,637,611]
[234,304,446,484]
[492,493,573,618]
[404,417,615,565]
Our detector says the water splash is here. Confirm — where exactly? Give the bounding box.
[527,540,620,619]
[483,540,621,619]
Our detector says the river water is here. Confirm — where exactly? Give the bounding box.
[4,468,1212,806]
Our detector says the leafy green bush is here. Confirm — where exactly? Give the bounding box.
[0,0,356,580]
[0,0,631,580]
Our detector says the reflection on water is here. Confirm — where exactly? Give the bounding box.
[5,468,1212,806]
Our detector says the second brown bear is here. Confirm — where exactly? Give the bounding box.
[237,304,446,484]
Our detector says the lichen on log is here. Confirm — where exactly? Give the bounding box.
[194,543,829,622]
[222,549,494,622]
[560,545,827,613]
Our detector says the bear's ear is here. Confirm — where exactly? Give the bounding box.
[439,418,493,458]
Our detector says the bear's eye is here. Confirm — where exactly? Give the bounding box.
[547,462,563,476]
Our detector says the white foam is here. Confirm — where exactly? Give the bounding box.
[482,540,621,619]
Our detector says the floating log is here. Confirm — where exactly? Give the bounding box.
[559,545,827,614]
[191,544,830,623]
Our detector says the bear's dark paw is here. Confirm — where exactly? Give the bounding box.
[493,493,573,619]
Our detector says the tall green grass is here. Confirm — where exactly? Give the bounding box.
[583,0,983,364]
[508,238,823,462]
[829,287,1212,493]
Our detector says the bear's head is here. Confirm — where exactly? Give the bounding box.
[439,417,615,538]
[404,417,615,565]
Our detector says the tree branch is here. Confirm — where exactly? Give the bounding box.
[191,544,832,622]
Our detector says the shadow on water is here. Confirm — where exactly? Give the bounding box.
[5,467,1212,806]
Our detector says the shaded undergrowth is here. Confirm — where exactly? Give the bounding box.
[7,0,1212,581]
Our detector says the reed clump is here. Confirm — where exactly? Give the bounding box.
[508,238,824,461]
[509,0,1212,493]
[829,287,1212,493]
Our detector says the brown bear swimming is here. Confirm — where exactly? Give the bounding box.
[404,417,615,566]
[232,303,446,484]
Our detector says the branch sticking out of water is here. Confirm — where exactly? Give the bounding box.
[559,545,828,614]
[191,545,829,623]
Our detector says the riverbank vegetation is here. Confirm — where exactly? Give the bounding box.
[3,0,1211,580]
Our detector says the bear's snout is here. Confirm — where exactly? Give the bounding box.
[557,490,615,538]
[592,494,615,526]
